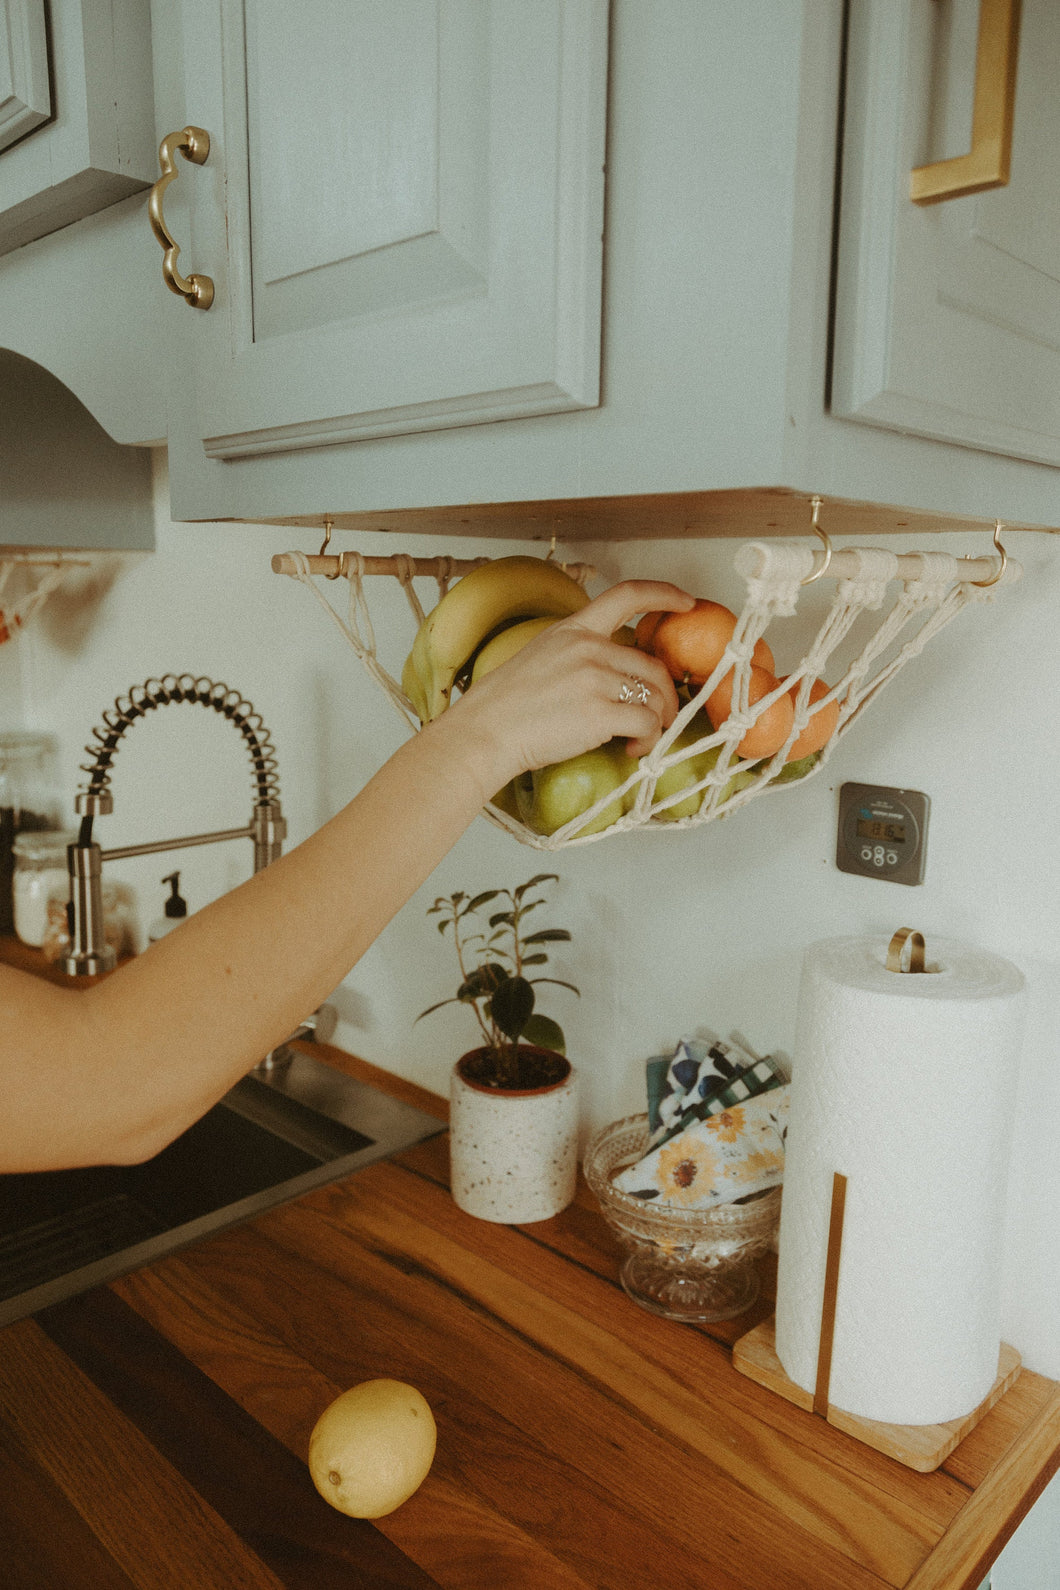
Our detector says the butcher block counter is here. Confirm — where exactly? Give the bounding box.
[0,922,1057,1590]
[2,1049,1059,1590]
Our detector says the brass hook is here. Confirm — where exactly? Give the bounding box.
[800,496,833,585]
[970,520,1008,588]
[318,516,342,578]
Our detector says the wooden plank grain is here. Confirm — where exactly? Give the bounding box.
[171,1179,925,1590]
[336,1160,970,1530]
[113,1261,597,1590]
[125,1224,758,1590]
[0,1412,140,1590]
[34,1289,444,1590]
[0,1318,285,1590]
[903,1388,1060,1590]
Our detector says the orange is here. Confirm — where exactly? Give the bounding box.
[706,664,794,760]
[634,610,665,650]
[786,676,839,761]
[650,600,774,686]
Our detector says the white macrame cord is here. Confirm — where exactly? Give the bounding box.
[277,541,1019,850]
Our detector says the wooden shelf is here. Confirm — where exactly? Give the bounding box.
[263,485,1060,544]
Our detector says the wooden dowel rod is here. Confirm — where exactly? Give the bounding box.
[742,547,1010,584]
[813,1171,848,1418]
[271,552,598,580]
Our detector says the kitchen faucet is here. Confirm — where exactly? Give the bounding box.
[64,674,330,1067]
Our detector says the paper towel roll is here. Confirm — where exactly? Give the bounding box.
[774,934,1026,1427]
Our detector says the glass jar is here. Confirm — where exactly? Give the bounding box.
[40,883,130,966]
[0,732,62,935]
[12,829,76,948]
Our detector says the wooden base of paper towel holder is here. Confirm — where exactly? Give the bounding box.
[733,1319,1022,1472]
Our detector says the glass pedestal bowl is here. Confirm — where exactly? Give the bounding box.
[583,1114,782,1324]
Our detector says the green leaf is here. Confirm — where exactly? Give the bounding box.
[415,997,458,1022]
[530,977,580,996]
[522,928,571,945]
[490,975,535,1041]
[521,1013,566,1054]
[515,873,558,898]
[521,953,548,966]
[457,963,508,1002]
[436,918,451,934]
[466,890,501,912]
[488,910,515,928]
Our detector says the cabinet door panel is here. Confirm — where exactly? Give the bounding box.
[0,0,51,153]
[182,0,608,460]
[832,0,1060,467]
[0,0,156,254]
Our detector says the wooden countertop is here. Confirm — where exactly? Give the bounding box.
[2,1114,1059,1590]
[2,938,1059,1588]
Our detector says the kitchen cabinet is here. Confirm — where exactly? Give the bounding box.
[832,0,1060,470]
[155,0,608,511]
[154,0,1060,542]
[0,0,157,255]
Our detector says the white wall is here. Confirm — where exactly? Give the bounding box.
[7,455,1060,1383]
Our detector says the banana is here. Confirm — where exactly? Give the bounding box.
[401,648,429,722]
[405,556,590,721]
[469,615,558,683]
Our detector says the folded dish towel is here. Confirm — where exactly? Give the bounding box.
[647,1034,785,1150]
[616,1087,790,1210]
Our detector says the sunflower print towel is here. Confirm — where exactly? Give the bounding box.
[615,1087,790,1210]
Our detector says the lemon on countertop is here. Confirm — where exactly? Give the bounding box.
[307,1378,437,1519]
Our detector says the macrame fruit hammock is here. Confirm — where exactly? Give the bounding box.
[0,554,86,646]
[273,517,1018,851]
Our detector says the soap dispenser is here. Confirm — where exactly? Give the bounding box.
[148,871,188,943]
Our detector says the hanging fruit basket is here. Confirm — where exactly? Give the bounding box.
[0,553,88,645]
[272,507,1019,850]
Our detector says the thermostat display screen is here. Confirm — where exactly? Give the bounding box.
[855,817,906,843]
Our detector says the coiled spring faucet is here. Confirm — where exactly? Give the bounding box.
[66,675,286,977]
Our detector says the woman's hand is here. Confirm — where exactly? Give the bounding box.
[440,579,695,788]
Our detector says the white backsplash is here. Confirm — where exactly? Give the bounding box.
[7,453,1060,1376]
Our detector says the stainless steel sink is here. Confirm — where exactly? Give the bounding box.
[0,1051,445,1327]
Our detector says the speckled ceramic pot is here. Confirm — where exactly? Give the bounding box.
[449,1049,579,1224]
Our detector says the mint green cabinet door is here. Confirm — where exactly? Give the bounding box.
[161,0,608,502]
[0,0,50,154]
[0,0,157,254]
[832,0,1060,467]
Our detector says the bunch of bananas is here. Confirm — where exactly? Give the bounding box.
[401,556,590,724]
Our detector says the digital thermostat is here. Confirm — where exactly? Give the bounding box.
[836,782,929,886]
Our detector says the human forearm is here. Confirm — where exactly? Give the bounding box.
[1,578,694,1171]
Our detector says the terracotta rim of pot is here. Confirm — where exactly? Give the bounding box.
[454,1045,573,1098]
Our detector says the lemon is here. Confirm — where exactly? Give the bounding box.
[307,1379,437,1519]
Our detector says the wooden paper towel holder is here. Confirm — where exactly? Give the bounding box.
[733,1171,1022,1472]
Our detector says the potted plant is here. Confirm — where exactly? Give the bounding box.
[418,873,581,1223]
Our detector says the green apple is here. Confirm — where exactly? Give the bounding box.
[486,781,523,820]
[719,764,761,802]
[770,750,821,785]
[649,715,723,822]
[516,741,637,837]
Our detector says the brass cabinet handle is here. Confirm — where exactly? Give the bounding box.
[911,0,1022,205]
[149,127,215,309]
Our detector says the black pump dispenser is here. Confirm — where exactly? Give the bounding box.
[162,871,187,919]
[149,871,189,942]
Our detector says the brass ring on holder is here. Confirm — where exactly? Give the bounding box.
[886,927,927,974]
